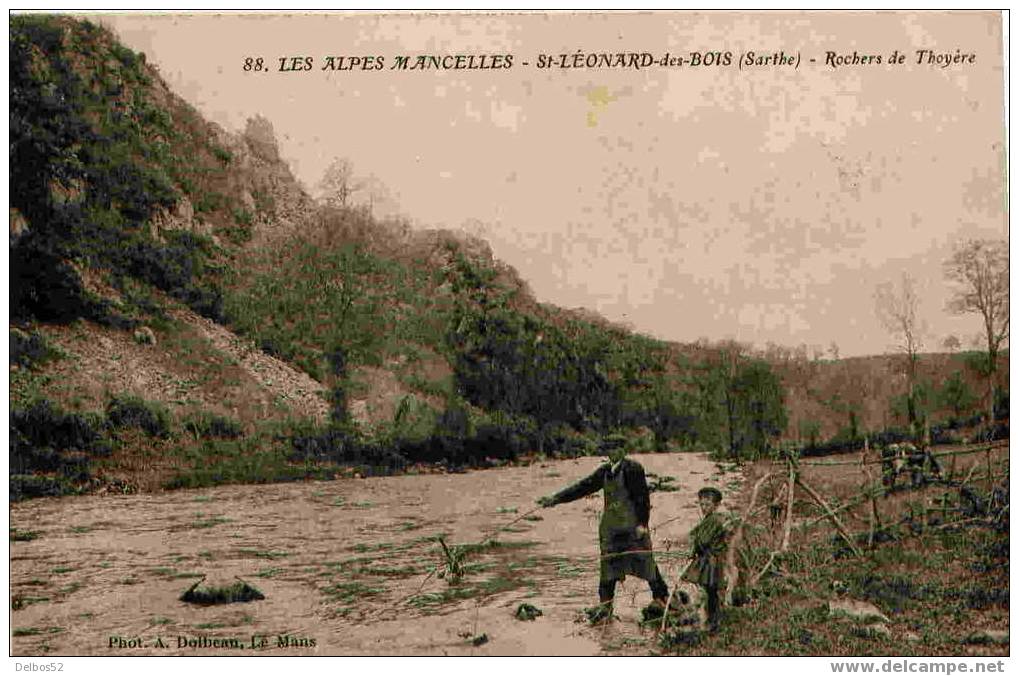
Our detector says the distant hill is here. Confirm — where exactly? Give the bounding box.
[9,16,1005,500]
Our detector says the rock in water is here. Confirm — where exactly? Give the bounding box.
[514,603,543,621]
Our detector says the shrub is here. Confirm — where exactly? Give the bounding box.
[801,426,911,458]
[210,145,233,165]
[193,191,226,214]
[437,401,470,439]
[467,415,535,462]
[231,207,252,226]
[938,371,977,418]
[289,426,407,474]
[10,475,71,502]
[10,400,108,456]
[558,433,600,457]
[183,412,243,439]
[10,329,58,368]
[390,395,437,443]
[106,394,172,438]
[798,419,822,447]
[994,388,1009,421]
[9,399,111,500]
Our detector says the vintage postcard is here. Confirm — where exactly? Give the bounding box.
[9,10,1008,662]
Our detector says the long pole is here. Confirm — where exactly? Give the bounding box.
[797,477,863,557]
[724,471,774,605]
[659,559,694,633]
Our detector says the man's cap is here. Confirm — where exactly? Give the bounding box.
[697,487,723,502]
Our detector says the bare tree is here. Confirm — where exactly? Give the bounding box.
[317,158,361,208]
[944,238,1009,425]
[828,341,840,361]
[874,272,926,431]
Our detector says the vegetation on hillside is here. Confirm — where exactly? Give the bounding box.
[8,15,1007,500]
[10,16,237,326]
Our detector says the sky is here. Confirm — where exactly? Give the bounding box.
[102,11,1007,358]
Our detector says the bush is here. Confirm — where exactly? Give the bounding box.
[10,475,70,502]
[984,421,1009,442]
[10,329,58,368]
[9,399,111,500]
[232,207,252,226]
[559,434,600,457]
[210,145,233,165]
[124,232,225,322]
[994,389,1009,421]
[183,412,243,439]
[466,415,536,461]
[801,426,913,458]
[10,400,108,455]
[390,395,437,443]
[10,241,95,323]
[942,413,985,431]
[106,394,172,438]
[289,426,407,474]
[929,425,962,446]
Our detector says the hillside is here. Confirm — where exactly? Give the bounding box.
[9,16,1006,500]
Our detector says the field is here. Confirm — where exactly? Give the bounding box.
[693,442,1010,657]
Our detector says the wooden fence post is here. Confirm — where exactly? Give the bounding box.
[780,459,795,551]
[796,477,863,558]
[724,471,774,605]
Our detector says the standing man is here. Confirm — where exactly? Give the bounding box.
[537,439,673,622]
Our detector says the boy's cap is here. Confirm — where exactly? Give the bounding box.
[697,487,723,502]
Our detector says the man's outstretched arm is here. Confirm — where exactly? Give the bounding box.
[538,465,606,507]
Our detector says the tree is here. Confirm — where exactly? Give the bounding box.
[637,373,695,452]
[939,371,977,419]
[828,341,840,361]
[874,272,926,434]
[944,239,1009,424]
[317,158,361,208]
[730,359,787,458]
[696,343,787,460]
[798,419,821,447]
[941,335,962,353]
[444,251,622,451]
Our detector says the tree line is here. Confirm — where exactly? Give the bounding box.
[445,250,788,461]
[874,238,1008,444]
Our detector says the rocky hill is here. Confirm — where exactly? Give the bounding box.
[9,16,1005,500]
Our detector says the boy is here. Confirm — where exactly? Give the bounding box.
[537,442,673,622]
[682,486,729,632]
